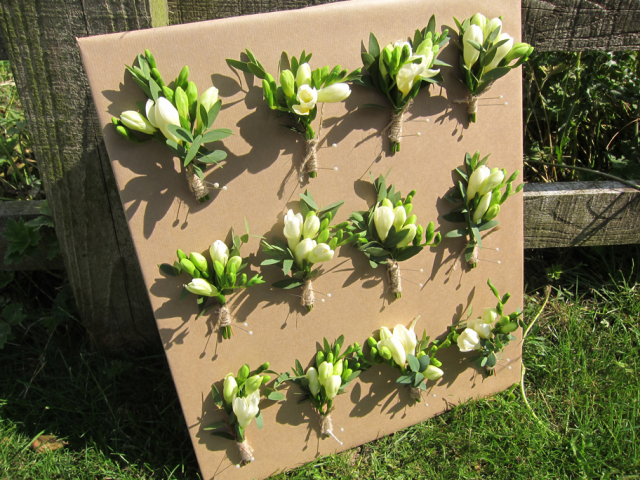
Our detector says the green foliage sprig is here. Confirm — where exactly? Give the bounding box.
[454,13,533,123]
[261,191,343,311]
[159,226,264,340]
[226,49,360,178]
[357,16,449,152]
[207,361,284,466]
[443,151,523,268]
[366,316,450,403]
[336,171,440,299]
[113,50,232,202]
[450,279,523,375]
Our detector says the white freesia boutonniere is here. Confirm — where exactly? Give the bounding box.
[112,50,232,202]
[366,316,450,402]
[335,172,440,299]
[261,191,344,312]
[207,362,285,467]
[159,227,265,340]
[226,50,360,180]
[276,336,366,444]
[453,13,533,123]
[443,151,523,268]
[357,16,450,153]
[450,278,523,375]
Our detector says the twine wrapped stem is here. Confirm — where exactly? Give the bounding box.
[409,385,422,401]
[383,100,412,153]
[301,280,314,312]
[453,83,493,124]
[236,439,254,464]
[386,259,402,299]
[217,304,232,339]
[299,104,324,182]
[185,164,210,203]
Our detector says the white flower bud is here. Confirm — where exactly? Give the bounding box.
[120,111,156,135]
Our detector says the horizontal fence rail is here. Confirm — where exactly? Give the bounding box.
[2,180,639,271]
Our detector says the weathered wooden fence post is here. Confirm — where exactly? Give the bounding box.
[1,0,639,349]
[0,1,157,349]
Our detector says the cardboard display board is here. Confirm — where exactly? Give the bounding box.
[78,0,523,477]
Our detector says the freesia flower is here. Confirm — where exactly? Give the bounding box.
[302,214,320,239]
[393,206,407,231]
[223,374,238,404]
[296,63,311,86]
[324,375,341,399]
[283,209,304,251]
[473,192,492,223]
[306,367,321,396]
[471,12,487,31]
[374,205,395,242]
[466,166,490,201]
[484,17,502,39]
[120,111,156,134]
[396,61,426,98]
[485,33,514,72]
[232,390,260,428]
[227,256,242,271]
[294,238,316,266]
[467,317,492,339]
[195,86,219,131]
[307,243,334,264]
[318,362,334,386]
[478,170,505,195]
[189,252,208,272]
[397,224,417,248]
[463,24,484,68]
[292,85,317,115]
[152,97,181,142]
[280,69,295,98]
[210,240,229,267]
[317,83,351,103]
[457,328,482,352]
[483,307,499,324]
[378,335,407,366]
[244,375,263,396]
[394,319,418,357]
[423,365,444,380]
[185,278,218,297]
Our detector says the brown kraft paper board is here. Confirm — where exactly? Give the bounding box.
[77,0,524,478]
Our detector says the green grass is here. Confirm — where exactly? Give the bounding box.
[1,246,639,479]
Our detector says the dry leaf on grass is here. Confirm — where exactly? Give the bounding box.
[30,435,67,453]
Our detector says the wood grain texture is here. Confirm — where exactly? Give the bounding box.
[522,0,640,51]
[166,0,640,51]
[0,200,64,270]
[524,181,640,248]
[0,0,157,349]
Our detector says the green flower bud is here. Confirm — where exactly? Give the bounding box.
[175,66,189,90]
[430,357,442,367]
[405,214,417,226]
[370,346,379,358]
[189,252,208,272]
[500,322,518,334]
[485,204,500,221]
[404,203,413,216]
[316,229,330,244]
[316,351,325,368]
[416,351,425,359]
[240,273,247,284]
[319,218,329,231]
[414,224,423,246]
[177,249,187,261]
[280,69,295,98]
[503,42,532,64]
[367,336,377,348]
[260,374,271,385]
[180,258,196,276]
[150,67,164,87]
[425,222,435,243]
[237,364,250,382]
[174,87,189,121]
[395,199,403,207]
[144,49,157,69]
[245,375,262,395]
[186,81,198,120]
[380,346,392,360]
[333,360,343,376]
[326,352,334,364]
[258,362,270,373]
[161,86,174,104]
[408,190,417,198]
[381,198,393,208]
[341,368,352,381]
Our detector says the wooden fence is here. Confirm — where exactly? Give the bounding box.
[0,0,639,349]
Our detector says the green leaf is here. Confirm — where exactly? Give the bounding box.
[368,32,380,58]
[166,124,193,143]
[179,286,190,301]
[267,391,286,401]
[396,374,414,385]
[2,303,26,326]
[226,59,251,73]
[255,411,264,430]
[418,355,431,371]
[442,212,467,223]
[407,354,420,373]
[481,67,510,84]
[149,77,161,102]
[211,384,223,407]
[283,259,293,275]
[478,220,499,232]
[445,228,468,238]
[376,175,387,203]
[198,150,227,164]
[299,191,318,211]
[413,372,424,387]
[272,278,304,289]
[394,246,422,262]
[247,62,267,79]
[206,100,222,129]
[184,135,202,166]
